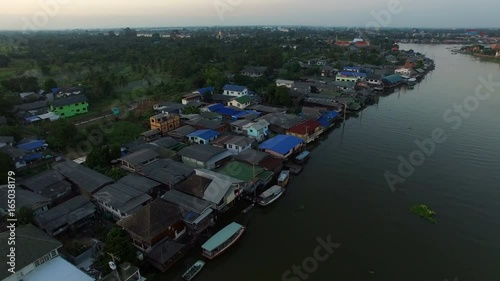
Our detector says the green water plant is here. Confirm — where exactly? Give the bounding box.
[411,204,437,223]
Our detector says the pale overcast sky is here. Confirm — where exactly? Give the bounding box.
[1,0,499,30]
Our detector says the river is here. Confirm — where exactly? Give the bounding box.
[156,44,500,281]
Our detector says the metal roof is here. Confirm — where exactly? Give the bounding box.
[259,135,304,155]
[51,95,88,107]
[187,129,220,141]
[178,144,228,162]
[53,161,114,193]
[223,84,247,92]
[34,195,96,234]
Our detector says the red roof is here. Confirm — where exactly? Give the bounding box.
[335,41,351,46]
[287,119,323,135]
[355,41,369,47]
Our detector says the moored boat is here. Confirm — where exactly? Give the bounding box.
[294,150,311,164]
[201,222,245,260]
[258,185,285,206]
[407,78,417,86]
[182,260,205,281]
[277,170,290,187]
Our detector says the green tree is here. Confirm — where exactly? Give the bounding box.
[0,152,15,184]
[17,206,34,225]
[97,227,137,275]
[86,146,112,169]
[183,106,200,114]
[44,79,58,91]
[46,120,80,151]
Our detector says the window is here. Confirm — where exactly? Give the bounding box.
[76,109,80,112]
[59,107,63,110]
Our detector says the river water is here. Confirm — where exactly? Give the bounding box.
[157,44,500,281]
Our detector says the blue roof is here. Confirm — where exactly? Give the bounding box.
[323,110,339,119]
[232,111,248,118]
[51,87,60,94]
[317,117,329,127]
[382,74,403,84]
[259,135,304,155]
[197,87,215,95]
[202,222,244,252]
[24,153,44,161]
[216,107,239,116]
[17,140,46,151]
[187,129,220,141]
[207,103,225,112]
[340,71,366,78]
[343,66,362,70]
[223,84,247,92]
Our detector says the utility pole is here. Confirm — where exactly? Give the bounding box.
[107,252,122,281]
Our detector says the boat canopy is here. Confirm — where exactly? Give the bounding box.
[202,222,243,252]
[259,185,282,199]
[278,170,290,182]
[295,151,310,161]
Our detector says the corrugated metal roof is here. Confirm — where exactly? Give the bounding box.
[187,129,220,141]
[223,84,247,92]
[259,135,304,155]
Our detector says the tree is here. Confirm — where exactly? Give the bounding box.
[17,206,33,225]
[46,120,80,151]
[97,227,137,275]
[0,152,15,184]
[44,78,58,91]
[0,55,11,68]
[183,106,200,115]
[86,146,112,169]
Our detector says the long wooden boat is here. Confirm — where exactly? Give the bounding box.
[258,185,285,206]
[277,170,290,187]
[201,222,245,260]
[182,260,205,281]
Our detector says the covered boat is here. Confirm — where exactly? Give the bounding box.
[201,222,245,259]
[294,150,310,164]
[277,170,290,187]
[258,185,285,206]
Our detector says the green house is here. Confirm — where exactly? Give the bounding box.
[50,95,89,118]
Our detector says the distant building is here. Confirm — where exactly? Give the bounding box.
[227,95,252,109]
[50,95,88,118]
[241,66,267,78]
[222,84,249,97]
[150,113,181,136]
[276,79,295,88]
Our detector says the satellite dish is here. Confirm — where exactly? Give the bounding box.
[109,261,117,270]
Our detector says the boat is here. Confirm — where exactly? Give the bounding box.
[407,78,417,86]
[201,222,245,260]
[277,170,290,187]
[182,260,205,281]
[258,185,285,206]
[294,150,311,164]
[285,162,303,175]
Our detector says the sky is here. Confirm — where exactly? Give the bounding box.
[1,0,499,30]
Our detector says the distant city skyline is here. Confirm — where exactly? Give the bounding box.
[1,0,499,31]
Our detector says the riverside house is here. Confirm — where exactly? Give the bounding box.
[258,135,305,159]
[286,119,324,143]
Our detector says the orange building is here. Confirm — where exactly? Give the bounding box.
[150,113,181,136]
